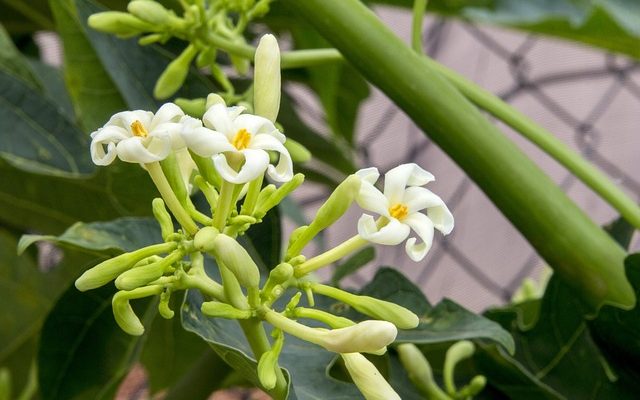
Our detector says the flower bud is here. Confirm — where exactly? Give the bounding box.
[152,198,174,240]
[194,226,219,252]
[284,138,311,163]
[158,290,174,319]
[254,34,281,122]
[341,353,401,400]
[88,11,153,37]
[175,97,206,118]
[444,340,475,395]
[286,174,360,258]
[397,343,433,391]
[127,0,172,26]
[269,263,293,285]
[154,44,198,99]
[212,234,260,288]
[321,320,397,354]
[138,33,164,46]
[205,93,225,110]
[75,242,176,291]
[196,47,216,68]
[256,174,304,218]
[201,301,252,319]
[115,251,182,290]
[257,331,284,390]
[112,286,162,335]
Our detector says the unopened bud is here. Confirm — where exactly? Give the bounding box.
[194,226,219,252]
[212,234,260,288]
[154,44,198,99]
[205,93,225,110]
[201,301,252,319]
[254,34,281,122]
[341,353,401,400]
[257,331,284,390]
[270,263,293,284]
[444,340,475,395]
[75,242,176,291]
[255,174,304,217]
[196,47,216,68]
[321,320,397,354]
[152,198,174,240]
[139,33,164,46]
[175,97,206,118]
[112,286,162,335]
[397,343,433,391]
[284,138,311,163]
[127,0,172,26]
[88,12,153,37]
[115,251,182,290]
[158,290,174,319]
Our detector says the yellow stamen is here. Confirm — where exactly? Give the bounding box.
[231,128,252,150]
[389,203,408,220]
[131,120,149,138]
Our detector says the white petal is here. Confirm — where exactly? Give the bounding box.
[233,113,278,136]
[355,167,380,185]
[358,214,410,245]
[182,127,235,157]
[116,136,171,163]
[150,103,184,129]
[250,134,293,182]
[213,149,270,184]
[107,110,153,134]
[403,186,445,213]
[90,126,128,165]
[203,104,238,137]
[175,147,197,193]
[153,122,185,149]
[427,202,454,235]
[355,181,389,216]
[383,163,435,204]
[403,212,435,262]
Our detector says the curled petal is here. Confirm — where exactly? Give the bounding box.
[355,181,389,217]
[90,126,128,165]
[358,214,410,245]
[383,163,435,204]
[181,127,235,157]
[151,103,184,130]
[403,212,435,262]
[203,104,244,137]
[154,122,185,149]
[355,167,379,185]
[250,134,293,182]
[233,113,278,136]
[403,186,445,213]
[116,136,171,164]
[427,203,454,235]
[213,149,270,184]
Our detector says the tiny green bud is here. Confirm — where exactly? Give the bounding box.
[254,34,281,122]
[152,198,174,240]
[196,47,216,68]
[154,44,198,99]
[256,174,304,217]
[444,340,475,396]
[285,292,303,312]
[138,33,164,46]
[127,0,172,26]
[201,301,252,319]
[257,331,284,390]
[112,286,162,335]
[158,290,174,319]
[284,138,311,163]
[75,242,176,291]
[115,251,182,290]
[194,226,220,252]
[212,234,260,288]
[397,343,434,394]
[341,353,401,400]
[205,93,225,110]
[175,97,206,118]
[88,12,153,37]
[270,263,293,284]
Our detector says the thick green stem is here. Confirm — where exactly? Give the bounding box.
[212,179,237,230]
[145,162,198,236]
[282,0,635,311]
[294,235,368,277]
[411,0,428,55]
[240,175,263,216]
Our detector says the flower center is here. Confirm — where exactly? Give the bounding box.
[388,203,408,220]
[231,128,252,150]
[130,120,149,138]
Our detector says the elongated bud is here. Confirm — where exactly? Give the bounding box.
[397,343,435,395]
[196,47,216,68]
[284,138,311,163]
[138,33,164,46]
[258,331,284,390]
[321,320,397,354]
[158,290,174,319]
[444,340,475,395]
[212,234,260,288]
[458,375,487,398]
[115,251,182,290]
[112,286,162,335]
[201,301,252,319]
[286,175,360,258]
[270,263,293,284]
[310,283,419,329]
[152,198,174,240]
[127,0,172,25]
[255,174,304,218]
[194,226,219,252]
[175,97,206,118]
[293,307,355,329]
[88,12,153,37]
[254,34,281,122]
[154,44,198,99]
[341,353,400,400]
[75,242,176,291]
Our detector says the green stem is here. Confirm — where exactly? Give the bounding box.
[145,162,199,236]
[282,0,635,311]
[294,235,368,277]
[240,175,263,216]
[212,179,237,230]
[411,0,428,55]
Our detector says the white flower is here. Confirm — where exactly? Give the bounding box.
[90,103,184,165]
[355,163,453,262]
[341,353,401,400]
[180,103,293,184]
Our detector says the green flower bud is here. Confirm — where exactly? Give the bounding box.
[196,47,216,68]
[152,198,174,240]
[286,175,360,259]
[341,353,401,400]
[284,138,311,163]
[127,0,172,26]
[293,307,355,329]
[194,226,219,252]
[158,290,174,319]
[154,44,198,99]
[257,331,284,390]
[444,340,475,396]
[115,251,182,290]
[310,283,419,329]
[201,301,252,319]
[138,33,164,46]
[256,174,304,218]
[397,343,433,390]
[269,263,293,284]
[75,242,177,291]
[212,234,260,288]
[88,12,153,37]
[112,286,163,335]
[175,97,206,118]
[205,93,225,110]
[254,34,281,122]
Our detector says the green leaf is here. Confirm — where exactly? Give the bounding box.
[26,59,74,119]
[50,0,128,132]
[331,246,375,285]
[0,24,40,87]
[38,284,154,400]
[244,206,281,269]
[372,0,640,60]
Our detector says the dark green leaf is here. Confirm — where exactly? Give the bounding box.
[604,216,635,249]
[26,59,74,119]
[331,246,375,285]
[244,206,281,269]
[0,24,40,87]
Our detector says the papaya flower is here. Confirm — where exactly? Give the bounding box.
[180,103,293,184]
[355,163,454,262]
[90,103,184,165]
